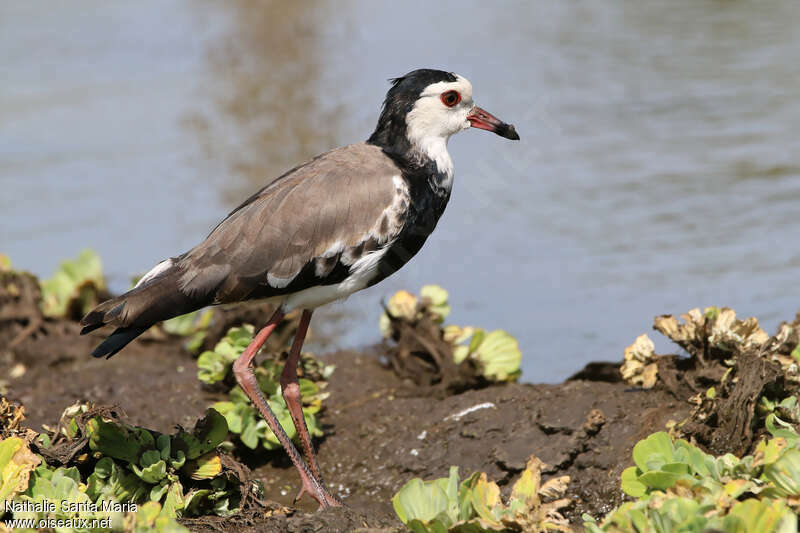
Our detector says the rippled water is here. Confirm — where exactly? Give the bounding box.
[3,1,800,381]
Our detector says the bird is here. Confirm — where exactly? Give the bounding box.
[80,68,519,509]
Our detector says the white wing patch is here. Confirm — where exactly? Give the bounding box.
[267,272,295,289]
[282,246,390,311]
[135,258,173,288]
[322,241,345,257]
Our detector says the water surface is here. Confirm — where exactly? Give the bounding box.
[3,1,800,381]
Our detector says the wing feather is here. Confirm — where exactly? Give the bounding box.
[176,143,407,303]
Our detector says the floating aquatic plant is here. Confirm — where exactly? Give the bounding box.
[162,309,214,354]
[0,436,41,507]
[619,334,657,389]
[392,456,570,532]
[380,285,522,383]
[197,324,332,451]
[585,430,800,533]
[0,403,240,532]
[40,249,106,318]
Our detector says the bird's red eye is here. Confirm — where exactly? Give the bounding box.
[440,90,461,108]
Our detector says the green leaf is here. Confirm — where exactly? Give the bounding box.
[197,325,254,384]
[240,417,261,449]
[86,417,150,464]
[661,462,690,474]
[766,414,800,443]
[674,439,713,477]
[184,452,222,480]
[510,463,536,501]
[184,488,210,516]
[197,350,230,385]
[638,470,684,490]
[452,345,470,365]
[40,249,105,317]
[468,329,485,353]
[392,477,452,526]
[470,329,522,382]
[620,466,646,498]
[141,449,162,468]
[168,450,186,470]
[0,436,41,503]
[469,474,503,527]
[173,409,228,459]
[443,466,460,520]
[763,448,800,497]
[791,343,800,365]
[162,309,213,339]
[724,498,797,533]
[150,481,170,502]
[131,456,167,484]
[457,472,480,522]
[93,456,114,479]
[133,500,190,532]
[157,433,171,460]
[161,481,184,518]
[420,284,451,322]
[632,431,674,472]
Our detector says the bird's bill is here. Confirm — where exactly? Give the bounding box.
[467,106,520,140]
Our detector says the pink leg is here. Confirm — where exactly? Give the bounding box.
[280,309,340,505]
[232,309,338,509]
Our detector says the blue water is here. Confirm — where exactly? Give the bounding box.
[3,1,800,381]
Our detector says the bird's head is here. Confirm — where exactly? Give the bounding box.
[368,69,519,171]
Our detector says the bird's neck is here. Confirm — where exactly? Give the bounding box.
[368,125,454,191]
[408,135,453,187]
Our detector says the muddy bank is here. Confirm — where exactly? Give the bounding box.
[1,300,707,532]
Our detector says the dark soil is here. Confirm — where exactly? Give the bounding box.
[1,277,705,532]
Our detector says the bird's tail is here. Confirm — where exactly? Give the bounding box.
[81,266,201,359]
[86,326,149,359]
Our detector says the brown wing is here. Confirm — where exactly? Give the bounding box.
[175,142,408,303]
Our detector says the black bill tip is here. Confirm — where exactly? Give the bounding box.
[497,123,520,141]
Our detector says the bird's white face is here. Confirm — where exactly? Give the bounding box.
[400,72,518,178]
[404,75,474,177]
[406,75,475,145]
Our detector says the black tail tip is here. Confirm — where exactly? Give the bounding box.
[81,323,105,335]
[90,326,147,359]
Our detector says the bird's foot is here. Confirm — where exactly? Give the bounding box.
[296,476,343,509]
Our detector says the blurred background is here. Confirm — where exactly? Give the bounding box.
[2,1,800,382]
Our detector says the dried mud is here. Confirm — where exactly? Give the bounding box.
[1,281,729,533]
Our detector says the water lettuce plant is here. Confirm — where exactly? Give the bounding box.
[379,285,451,335]
[197,324,333,451]
[653,307,770,361]
[0,401,255,532]
[380,285,522,383]
[82,408,241,515]
[620,307,783,390]
[15,462,188,532]
[161,309,214,354]
[392,455,570,532]
[0,432,189,532]
[0,436,41,506]
[40,249,106,318]
[446,326,522,382]
[619,334,657,389]
[584,430,800,532]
